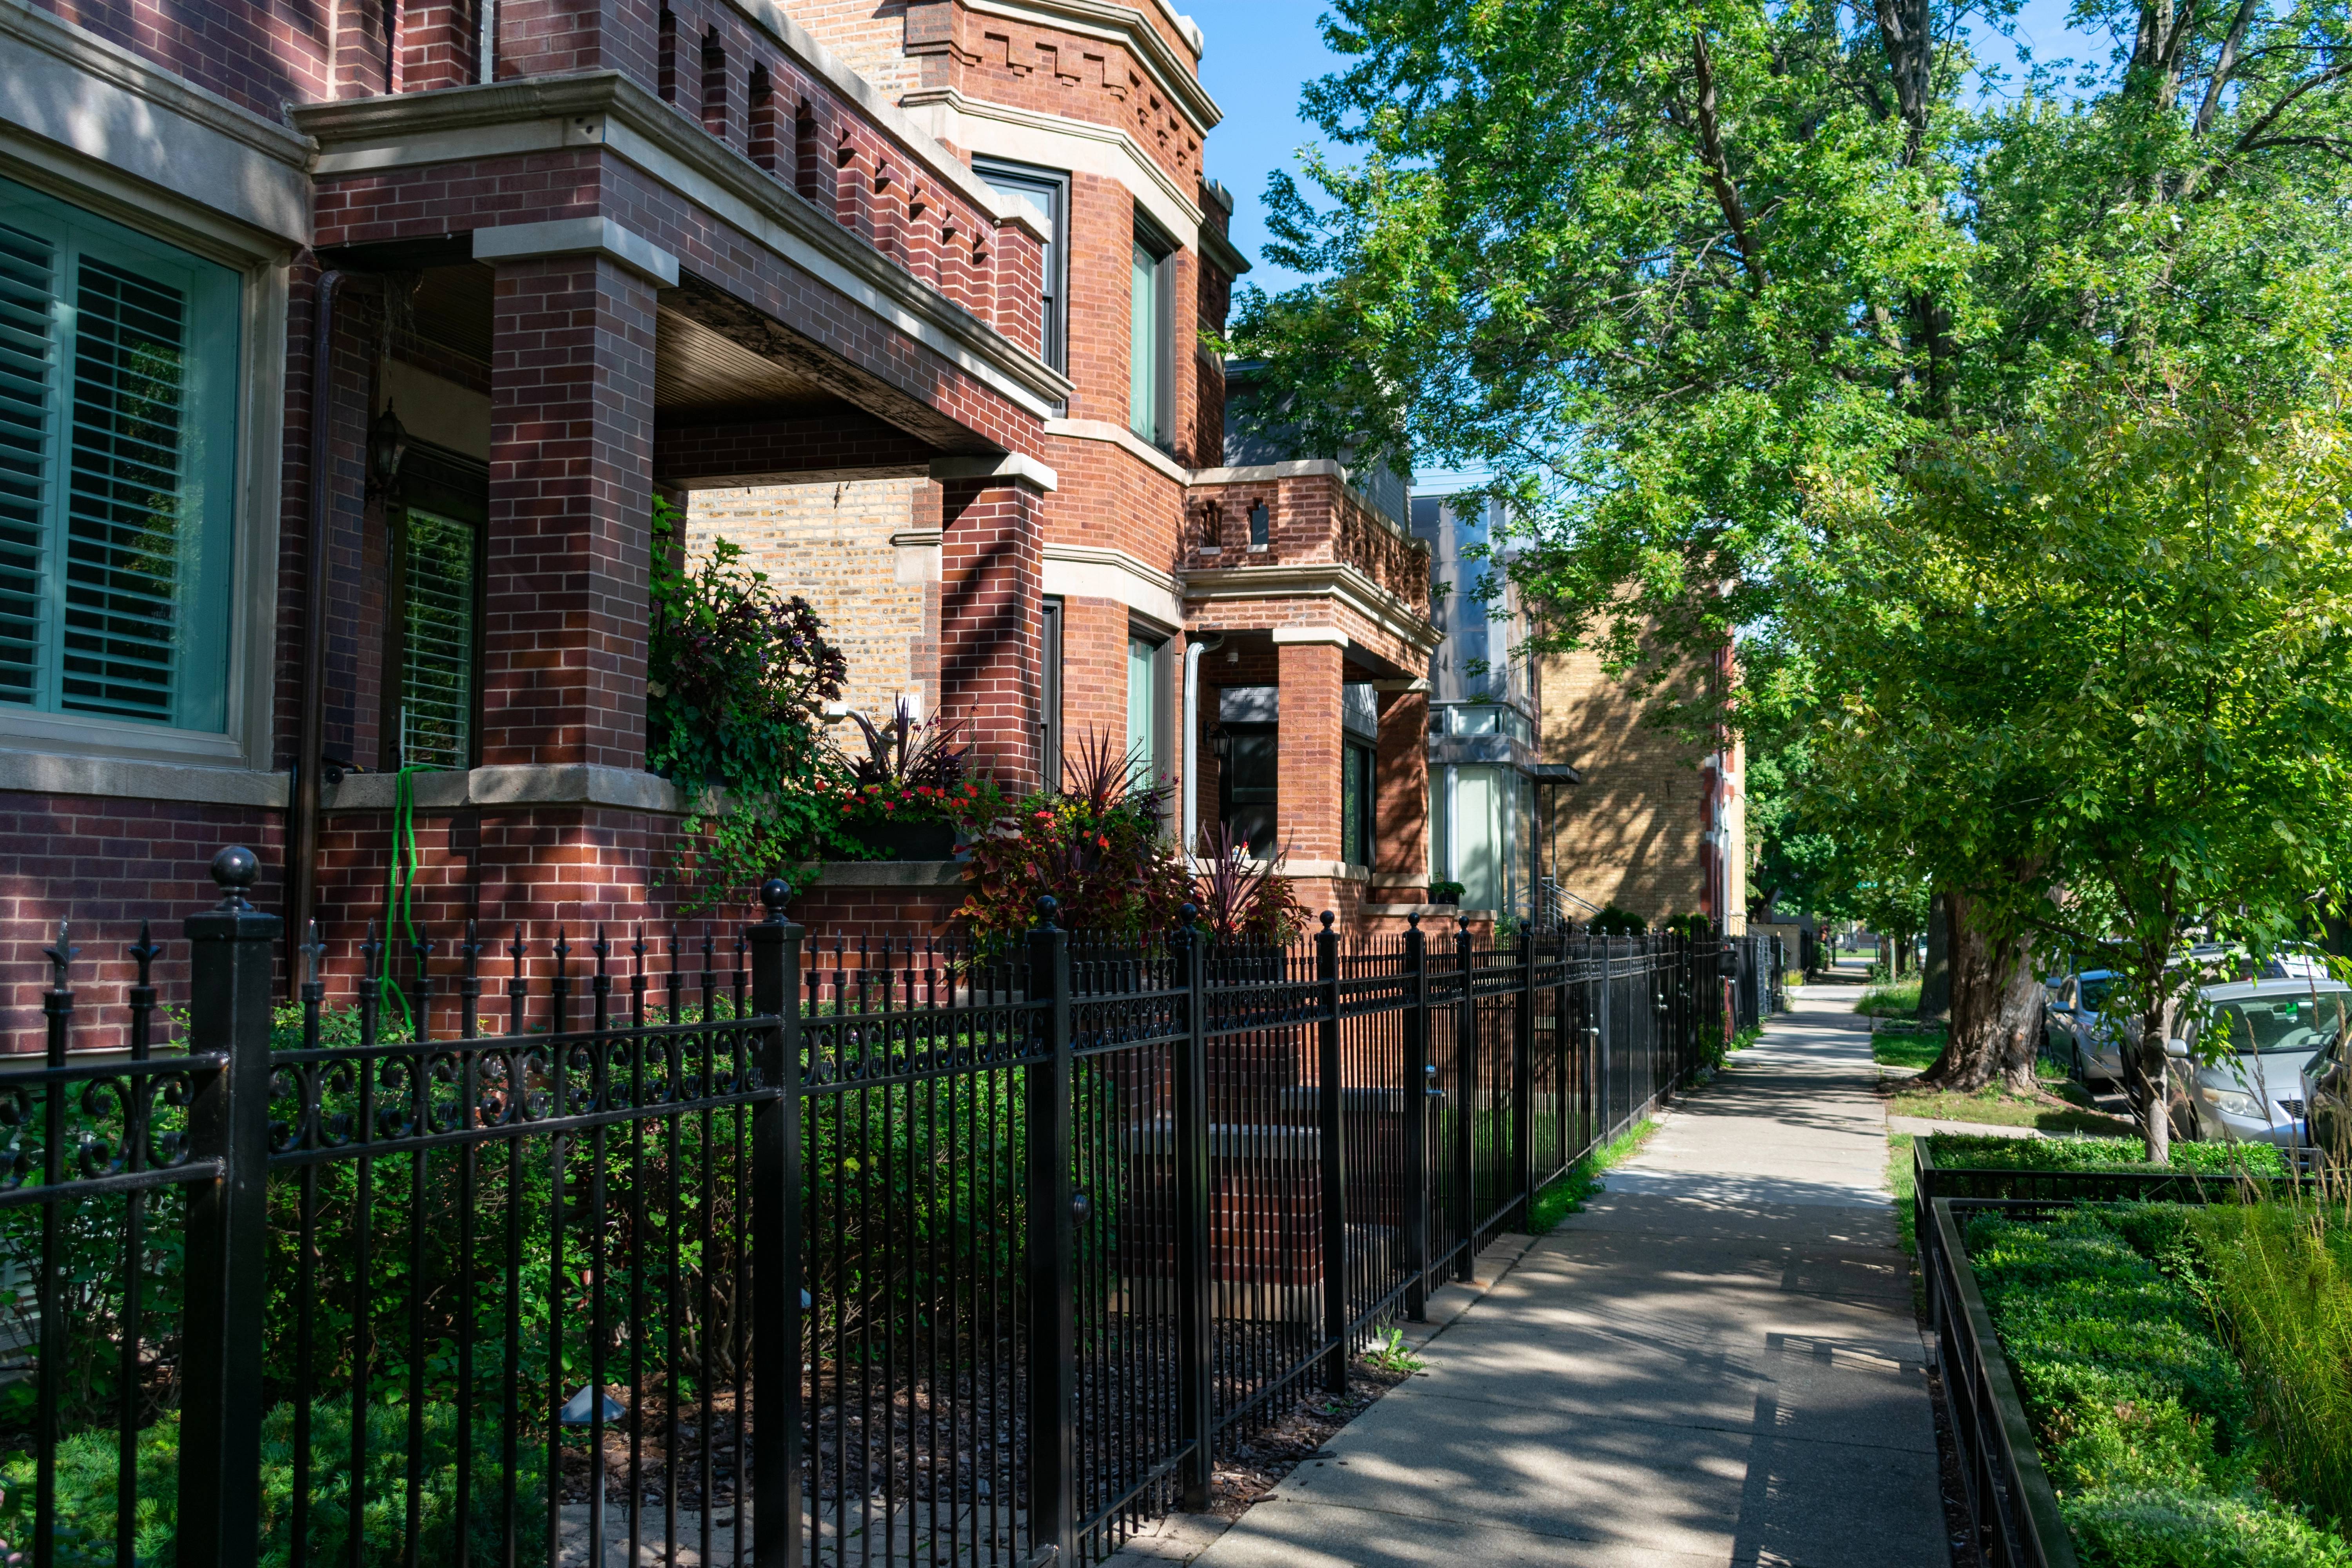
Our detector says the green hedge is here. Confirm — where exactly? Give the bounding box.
[1967,1205,2352,1567]
[1929,1134,2289,1177]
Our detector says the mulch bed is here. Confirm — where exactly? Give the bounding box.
[1203,1360,1416,1519]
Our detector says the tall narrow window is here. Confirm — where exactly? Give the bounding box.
[1041,595,1064,792]
[1129,226,1171,446]
[383,446,486,771]
[1341,740,1376,868]
[973,159,1067,372]
[1127,631,1165,788]
[0,177,239,733]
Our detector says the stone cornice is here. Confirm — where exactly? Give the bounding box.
[1182,561,1445,656]
[322,764,691,816]
[0,0,313,245]
[293,74,1073,418]
[1042,417,1190,483]
[946,0,1220,132]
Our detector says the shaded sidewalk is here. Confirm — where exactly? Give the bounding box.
[1118,984,1944,1568]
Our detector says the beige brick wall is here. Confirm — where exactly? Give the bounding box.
[781,0,922,99]
[685,479,938,726]
[1540,642,1711,925]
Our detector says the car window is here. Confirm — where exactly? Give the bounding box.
[2078,977,2114,1012]
[2206,993,2348,1057]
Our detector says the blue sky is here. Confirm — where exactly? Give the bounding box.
[1187,0,2114,298]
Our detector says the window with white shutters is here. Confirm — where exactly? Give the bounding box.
[383,446,486,773]
[0,177,239,734]
[397,508,475,771]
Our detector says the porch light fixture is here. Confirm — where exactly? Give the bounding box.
[367,401,410,498]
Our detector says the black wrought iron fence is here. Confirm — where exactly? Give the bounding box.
[0,848,1763,1568]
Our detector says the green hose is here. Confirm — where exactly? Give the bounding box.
[379,765,426,1034]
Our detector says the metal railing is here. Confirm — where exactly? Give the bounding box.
[1924,1198,2080,1568]
[0,848,1766,1568]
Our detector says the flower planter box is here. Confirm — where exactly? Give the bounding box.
[850,820,958,862]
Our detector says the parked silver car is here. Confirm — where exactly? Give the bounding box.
[2045,969,2125,1086]
[2166,979,2347,1150]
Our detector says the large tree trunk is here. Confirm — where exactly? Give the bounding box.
[1920,890,2042,1093]
[1919,891,1952,1018]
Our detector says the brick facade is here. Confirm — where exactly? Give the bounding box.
[1,0,1447,1057]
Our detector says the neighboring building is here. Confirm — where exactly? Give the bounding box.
[1410,492,1571,922]
[0,0,1444,1036]
[1537,638,1748,933]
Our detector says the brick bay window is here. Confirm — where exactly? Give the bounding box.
[0,177,240,736]
[1129,220,1173,450]
[381,447,486,771]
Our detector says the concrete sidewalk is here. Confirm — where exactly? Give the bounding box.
[1143,984,1944,1568]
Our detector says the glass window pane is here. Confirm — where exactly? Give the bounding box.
[0,177,237,733]
[1127,634,1161,785]
[1130,240,1158,442]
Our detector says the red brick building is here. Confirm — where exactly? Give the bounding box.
[0,0,1441,1036]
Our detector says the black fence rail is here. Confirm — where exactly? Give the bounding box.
[1924,1198,2080,1568]
[0,851,1780,1568]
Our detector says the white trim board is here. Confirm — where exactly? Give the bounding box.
[1044,543,1182,625]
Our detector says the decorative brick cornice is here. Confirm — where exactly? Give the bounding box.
[909,0,1220,131]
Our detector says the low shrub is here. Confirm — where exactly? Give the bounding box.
[1965,1206,2352,1567]
[1927,1134,2288,1178]
[0,1398,552,1567]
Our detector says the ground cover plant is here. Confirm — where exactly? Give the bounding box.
[1965,1206,2352,1566]
[1925,1135,2287,1177]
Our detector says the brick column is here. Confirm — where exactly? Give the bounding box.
[1374,686,1428,886]
[1275,637,1345,862]
[483,254,659,770]
[938,474,1046,791]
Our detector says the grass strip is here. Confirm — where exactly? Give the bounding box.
[1529,1118,1659,1234]
[1889,1131,1916,1256]
[1857,978,1923,1016]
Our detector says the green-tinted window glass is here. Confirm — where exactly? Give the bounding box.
[1129,237,1162,444]
[1127,634,1163,786]
[0,176,238,732]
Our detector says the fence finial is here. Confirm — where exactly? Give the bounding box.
[1037,895,1060,930]
[1319,910,1335,931]
[760,878,791,923]
[1407,910,1422,931]
[209,845,260,910]
[43,920,75,989]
